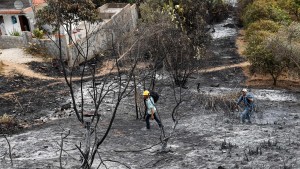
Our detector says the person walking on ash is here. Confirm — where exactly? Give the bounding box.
[236,88,255,123]
[143,90,162,129]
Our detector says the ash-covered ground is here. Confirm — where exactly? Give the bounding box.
[1,3,300,168]
[1,75,299,168]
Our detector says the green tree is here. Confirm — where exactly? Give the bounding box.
[36,0,100,35]
[245,19,281,40]
[277,0,300,20]
[241,0,291,27]
[245,30,288,86]
[266,22,300,71]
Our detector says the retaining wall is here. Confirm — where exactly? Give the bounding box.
[68,3,138,66]
[0,34,26,49]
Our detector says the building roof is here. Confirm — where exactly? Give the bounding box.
[0,0,31,10]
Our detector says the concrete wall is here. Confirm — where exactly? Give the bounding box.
[32,36,68,60]
[0,31,68,60]
[0,34,24,48]
[68,3,138,66]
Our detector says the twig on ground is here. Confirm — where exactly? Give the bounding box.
[59,129,71,169]
[1,134,13,166]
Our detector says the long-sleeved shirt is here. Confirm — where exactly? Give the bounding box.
[237,92,255,110]
[145,96,156,115]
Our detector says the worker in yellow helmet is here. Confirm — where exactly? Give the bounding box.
[143,90,162,129]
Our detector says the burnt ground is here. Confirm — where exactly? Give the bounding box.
[0,74,68,133]
[1,10,300,169]
[0,70,299,169]
[26,54,105,78]
[0,54,108,133]
[0,34,299,169]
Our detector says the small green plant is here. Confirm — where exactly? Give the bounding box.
[9,30,21,36]
[32,28,44,39]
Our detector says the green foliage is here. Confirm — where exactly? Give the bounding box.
[246,42,287,85]
[266,22,300,71]
[9,30,21,36]
[32,29,44,39]
[241,0,291,27]
[245,20,281,40]
[245,29,288,85]
[244,22,300,85]
[36,0,101,33]
[277,0,300,20]
[240,0,300,85]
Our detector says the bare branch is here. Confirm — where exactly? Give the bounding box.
[1,134,13,166]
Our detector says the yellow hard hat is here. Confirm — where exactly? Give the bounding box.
[143,90,150,96]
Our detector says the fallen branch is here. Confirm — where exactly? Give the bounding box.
[59,129,71,169]
[1,134,13,166]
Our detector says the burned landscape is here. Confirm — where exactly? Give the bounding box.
[1,0,300,169]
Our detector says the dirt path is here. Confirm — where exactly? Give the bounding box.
[1,61,57,80]
[1,48,250,81]
[0,48,56,80]
[198,61,250,73]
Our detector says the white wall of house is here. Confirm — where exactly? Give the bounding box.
[25,11,35,31]
[2,15,22,35]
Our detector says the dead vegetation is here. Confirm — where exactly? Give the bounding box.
[197,92,240,113]
[23,43,51,60]
[0,61,4,72]
[0,114,19,134]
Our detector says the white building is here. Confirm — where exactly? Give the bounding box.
[0,0,45,35]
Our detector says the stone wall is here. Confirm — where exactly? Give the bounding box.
[0,34,26,49]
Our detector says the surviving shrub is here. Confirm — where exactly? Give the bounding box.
[276,0,300,20]
[245,19,281,40]
[32,28,44,39]
[245,30,290,85]
[266,22,300,72]
[241,0,291,27]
